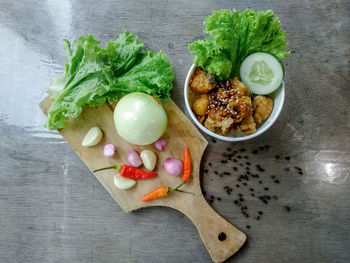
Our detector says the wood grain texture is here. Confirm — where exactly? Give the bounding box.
[1,0,350,262]
[39,96,246,262]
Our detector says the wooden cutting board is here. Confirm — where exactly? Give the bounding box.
[39,97,246,263]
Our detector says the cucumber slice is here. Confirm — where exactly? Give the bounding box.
[240,52,284,95]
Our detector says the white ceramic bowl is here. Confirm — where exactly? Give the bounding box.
[184,64,285,142]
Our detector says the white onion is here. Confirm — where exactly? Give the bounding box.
[113,92,167,145]
[82,127,103,147]
[103,143,116,158]
[154,138,167,152]
[162,158,183,176]
[127,150,142,167]
[113,174,136,190]
[140,150,157,171]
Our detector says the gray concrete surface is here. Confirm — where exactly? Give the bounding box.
[0,0,349,262]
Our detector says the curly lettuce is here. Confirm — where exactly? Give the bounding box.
[45,31,174,130]
[189,9,289,80]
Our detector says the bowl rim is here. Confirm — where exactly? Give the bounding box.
[184,64,285,142]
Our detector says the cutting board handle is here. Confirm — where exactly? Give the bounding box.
[179,194,246,263]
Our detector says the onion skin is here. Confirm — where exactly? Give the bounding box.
[162,158,183,176]
[127,150,142,167]
[154,138,167,152]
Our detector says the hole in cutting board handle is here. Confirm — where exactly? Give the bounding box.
[218,232,226,241]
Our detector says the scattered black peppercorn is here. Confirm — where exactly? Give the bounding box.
[211,138,217,143]
[246,225,251,229]
[284,205,291,212]
[256,164,265,172]
[218,232,226,241]
[207,146,296,227]
[224,186,233,195]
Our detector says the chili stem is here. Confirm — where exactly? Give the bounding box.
[175,189,195,195]
[174,181,185,190]
[93,165,122,173]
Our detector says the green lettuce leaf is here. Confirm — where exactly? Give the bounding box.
[45,31,174,130]
[189,9,289,80]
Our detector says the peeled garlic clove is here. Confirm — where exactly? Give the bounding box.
[113,175,136,190]
[82,127,103,146]
[140,150,157,171]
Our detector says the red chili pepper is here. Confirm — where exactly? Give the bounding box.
[93,164,157,179]
[120,164,157,179]
[181,146,191,182]
[141,186,169,201]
